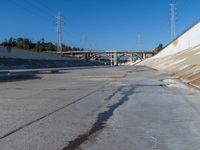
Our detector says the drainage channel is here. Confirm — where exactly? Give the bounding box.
[62,86,135,150]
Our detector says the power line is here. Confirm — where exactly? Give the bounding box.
[9,0,54,24]
[31,0,71,25]
[8,0,95,49]
[22,0,82,44]
[33,0,56,16]
[24,0,95,48]
[22,0,60,25]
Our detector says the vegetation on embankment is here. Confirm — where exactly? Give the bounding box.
[153,44,164,54]
[0,37,84,52]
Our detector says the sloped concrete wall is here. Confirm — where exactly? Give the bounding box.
[154,21,200,58]
[0,46,66,60]
[141,21,200,88]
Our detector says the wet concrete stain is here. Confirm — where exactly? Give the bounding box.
[1,87,25,90]
[0,75,41,83]
[159,84,166,87]
[132,83,166,87]
[0,71,41,82]
[62,86,135,150]
[40,71,70,74]
[62,83,166,150]
[44,88,88,91]
[104,86,124,101]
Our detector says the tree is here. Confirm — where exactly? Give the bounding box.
[35,41,43,51]
[41,38,45,44]
[8,37,17,47]
[45,42,55,51]
[154,44,163,53]
[0,37,85,52]
[16,38,31,49]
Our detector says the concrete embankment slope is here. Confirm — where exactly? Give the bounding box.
[0,46,102,69]
[141,20,200,88]
[0,46,67,60]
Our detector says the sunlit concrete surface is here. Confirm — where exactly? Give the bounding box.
[141,21,200,89]
[0,66,200,150]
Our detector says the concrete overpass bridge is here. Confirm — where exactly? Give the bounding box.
[49,51,155,65]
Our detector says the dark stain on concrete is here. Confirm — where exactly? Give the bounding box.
[62,86,135,150]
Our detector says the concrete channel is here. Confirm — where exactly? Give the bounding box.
[0,66,200,150]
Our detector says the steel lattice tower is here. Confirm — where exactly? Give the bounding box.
[56,12,62,52]
[170,3,176,40]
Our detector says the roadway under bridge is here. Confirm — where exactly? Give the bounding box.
[50,51,155,65]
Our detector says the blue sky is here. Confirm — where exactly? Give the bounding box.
[0,0,199,50]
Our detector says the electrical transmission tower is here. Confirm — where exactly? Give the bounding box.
[56,12,62,52]
[170,3,176,40]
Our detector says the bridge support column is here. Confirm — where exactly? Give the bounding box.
[110,53,118,66]
[131,54,134,63]
[110,54,113,66]
[143,53,146,59]
[83,53,90,60]
[113,52,117,66]
[83,53,86,60]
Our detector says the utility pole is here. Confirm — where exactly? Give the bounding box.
[170,3,176,40]
[56,12,62,52]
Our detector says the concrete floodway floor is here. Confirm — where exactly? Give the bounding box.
[0,66,200,150]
